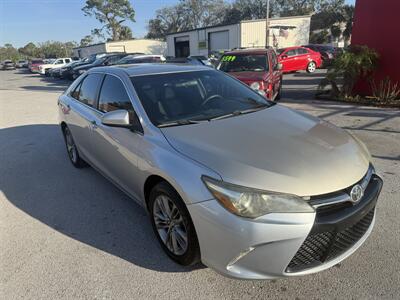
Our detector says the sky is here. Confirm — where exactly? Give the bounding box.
[0,0,356,48]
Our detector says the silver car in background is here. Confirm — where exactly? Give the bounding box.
[58,64,382,279]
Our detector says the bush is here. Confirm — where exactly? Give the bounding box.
[318,45,379,98]
[370,77,400,104]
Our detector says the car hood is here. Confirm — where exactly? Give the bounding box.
[161,105,370,196]
[228,71,266,82]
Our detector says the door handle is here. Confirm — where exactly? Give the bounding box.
[90,120,98,129]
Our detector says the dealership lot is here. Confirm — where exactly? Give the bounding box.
[1,69,399,299]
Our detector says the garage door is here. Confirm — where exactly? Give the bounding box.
[209,31,229,52]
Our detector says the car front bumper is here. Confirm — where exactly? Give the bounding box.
[188,174,382,279]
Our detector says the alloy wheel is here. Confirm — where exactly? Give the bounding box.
[307,62,316,73]
[64,127,78,164]
[153,195,188,256]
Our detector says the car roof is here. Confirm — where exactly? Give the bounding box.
[224,48,270,55]
[92,63,211,77]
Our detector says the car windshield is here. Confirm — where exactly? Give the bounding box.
[276,49,285,55]
[93,57,107,65]
[31,60,43,64]
[130,70,272,127]
[218,54,268,72]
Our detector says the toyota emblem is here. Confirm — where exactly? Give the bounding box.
[350,184,364,203]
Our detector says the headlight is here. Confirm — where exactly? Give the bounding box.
[202,176,314,218]
[250,82,261,90]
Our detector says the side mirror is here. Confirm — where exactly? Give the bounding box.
[281,55,288,60]
[275,63,283,70]
[101,109,130,127]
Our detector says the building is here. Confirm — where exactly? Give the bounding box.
[73,39,167,58]
[351,0,400,94]
[166,15,311,57]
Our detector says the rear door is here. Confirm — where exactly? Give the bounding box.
[296,48,311,69]
[66,73,104,162]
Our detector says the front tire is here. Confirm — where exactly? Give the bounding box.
[275,80,282,101]
[62,125,87,168]
[149,182,200,266]
[306,61,317,73]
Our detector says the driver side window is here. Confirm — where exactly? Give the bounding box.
[98,75,133,112]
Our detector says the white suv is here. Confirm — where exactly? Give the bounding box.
[38,58,72,75]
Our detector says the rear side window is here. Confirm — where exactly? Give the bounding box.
[77,73,103,107]
[297,48,309,54]
[98,75,133,112]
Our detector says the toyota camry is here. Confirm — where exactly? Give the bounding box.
[58,64,382,279]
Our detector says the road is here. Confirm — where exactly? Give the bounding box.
[1,69,399,299]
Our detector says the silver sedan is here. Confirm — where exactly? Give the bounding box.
[58,64,382,279]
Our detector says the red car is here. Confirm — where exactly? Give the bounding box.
[277,46,322,73]
[28,59,44,73]
[217,48,283,101]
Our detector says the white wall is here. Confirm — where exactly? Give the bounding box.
[240,16,311,49]
[106,39,167,55]
[73,39,166,58]
[166,24,239,57]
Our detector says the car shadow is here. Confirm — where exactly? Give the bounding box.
[0,124,199,273]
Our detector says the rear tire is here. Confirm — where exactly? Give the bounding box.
[62,125,87,168]
[149,182,200,266]
[306,61,317,73]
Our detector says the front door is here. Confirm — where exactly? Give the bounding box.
[280,49,298,72]
[89,74,142,200]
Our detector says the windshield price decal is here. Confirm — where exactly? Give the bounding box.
[222,56,236,62]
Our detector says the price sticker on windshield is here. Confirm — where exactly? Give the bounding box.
[221,55,236,62]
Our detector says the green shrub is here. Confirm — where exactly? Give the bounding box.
[319,45,379,98]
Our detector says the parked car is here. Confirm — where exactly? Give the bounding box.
[16,60,28,68]
[58,64,382,280]
[28,59,45,73]
[188,56,213,66]
[113,54,166,65]
[277,46,322,73]
[50,60,82,78]
[1,60,16,70]
[302,44,342,66]
[38,58,72,75]
[166,57,212,67]
[217,48,282,100]
[71,53,129,79]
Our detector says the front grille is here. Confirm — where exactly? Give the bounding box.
[286,207,375,273]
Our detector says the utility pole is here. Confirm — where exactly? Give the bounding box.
[265,0,270,47]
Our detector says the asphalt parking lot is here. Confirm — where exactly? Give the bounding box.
[1,69,399,299]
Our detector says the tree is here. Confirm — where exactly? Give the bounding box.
[275,0,344,17]
[18,42,39,57]
[0,44,21,61]
[80,35,94,47]
[146,0,227,40]
[118,25,133,40]
[82,0,135,41]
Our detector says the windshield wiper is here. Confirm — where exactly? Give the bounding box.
[208,105,267,121]
[157,119,202,128]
